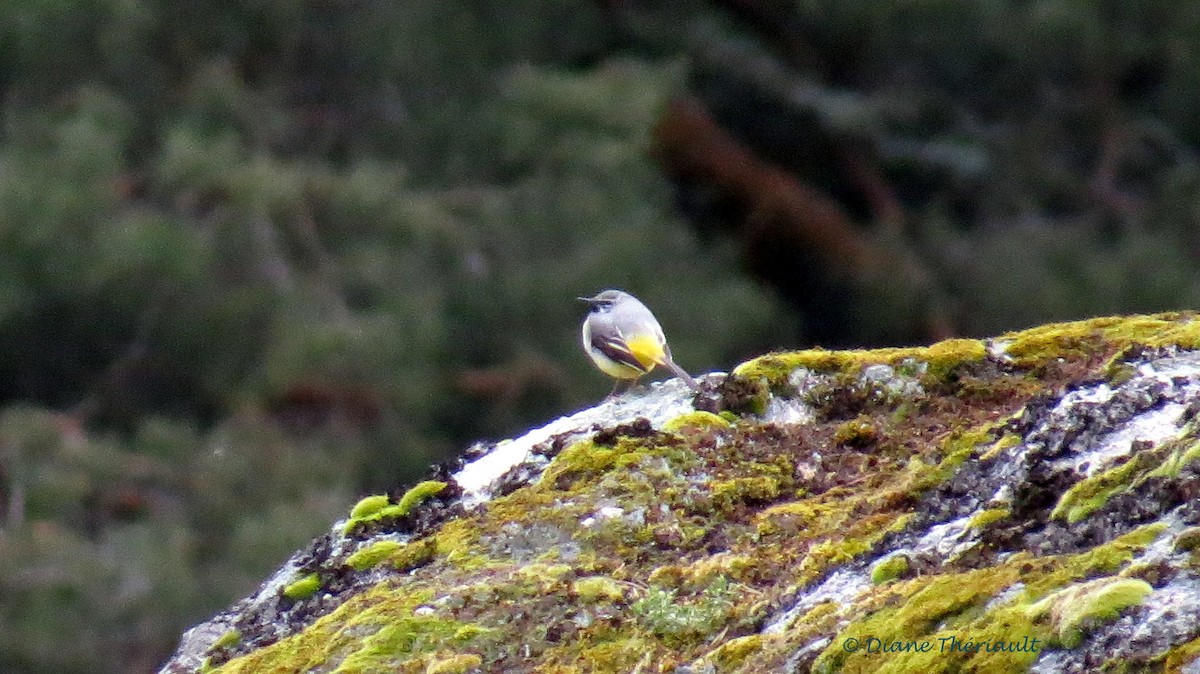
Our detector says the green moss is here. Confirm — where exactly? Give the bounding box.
[547,636,653,672]
[396,480,448,515]
[425,653,482,673]
[708,634,763,670]
[1030,577,1152,648]
[539,440,619,489]
[832,417,878,448]
[391,537,438,572]
[632,576,734,640]
[1139,312,1200,349]
[208,314,1200,673]
[968,509,1010,529]
[1119,562,1169,588]
[814,567,1023,674]
[572,576,626,603]
[427,519,477,565]
[921,338,989,379]
[513,562,574,589]
[1029,523,1166,596]
[282,573,321,600]
[350,494,391,519]
[208,628,241,652]
[214,586,491,674]
[1105,361,1138,387]
[335,614,464,673]
[346,540,406,571]
[1148,439,1200,479]
[980,433,1021,460]
[718,374,772,416]
[731,337,986,391]
[799,538,872,580]
[1051,453,1154,523]
[662,411,731,433]
[710,476,783,512]
[808,521,1167,674]
[540,435,698,495]
[1173,527,1200,552]
[647,565,686,589]
[871,554,910,585]
[755,501,835,538]
[343,481,448,535]
[451,625,494,643]
[998,313,1197,368]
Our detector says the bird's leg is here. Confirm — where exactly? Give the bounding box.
[605,378,635,401]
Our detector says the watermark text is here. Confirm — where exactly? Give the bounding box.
[842,635,1042,655]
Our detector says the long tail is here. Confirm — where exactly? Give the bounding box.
[662,358,701,392]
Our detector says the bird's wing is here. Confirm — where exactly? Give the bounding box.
[590,330,657,373]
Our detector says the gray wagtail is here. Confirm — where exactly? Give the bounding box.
[579,289,701,396]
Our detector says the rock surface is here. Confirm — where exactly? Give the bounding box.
[159,313,1200,674]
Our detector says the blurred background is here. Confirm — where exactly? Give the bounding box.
[2,1,1200,672]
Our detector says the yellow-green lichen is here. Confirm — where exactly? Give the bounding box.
[205,315,1200,673]
[921,338,989,379]
[732,337,986,390]
[540,435,700,495]
[396,480,448,515]
[424,653,482,674]
[663,411,731,434]
[799,538,872,580]
[968,508,1010,529]
[512,562,574,593]
[350,494,391,519]
[343,481,448,535]
[980,433,1021,461]
[1148,439,1200,479]
[707,634,764,670]
[1173,527,1200,552]
[648,565,687,588]
[430,519,486,569]
[997,313,1196,368]
[346,540,406,571]
[214,585,491,674]
[710,475,783,513]
[808,521,1168,674]
[668,553,759,591]
[755,501,837,538]
[390,537,439,572]
[1029,577,1152,648]
[208,628,241,652]
[1027,523,1166,597]
[282,573,321,600]
[572,576,627,603]
[1051,453,1154,523]
[451,624,494,643]
[832,417,879,447]
[870,554,910,585]
[344,538,437,573]
[813,566,1024,674]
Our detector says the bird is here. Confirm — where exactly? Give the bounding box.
[578,289,701,397]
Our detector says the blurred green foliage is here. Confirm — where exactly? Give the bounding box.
[3,1,1200,673]
[0,2,789,672]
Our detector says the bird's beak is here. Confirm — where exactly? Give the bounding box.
[577,296,597,303]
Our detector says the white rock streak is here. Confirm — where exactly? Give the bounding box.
[453,378,706,509]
